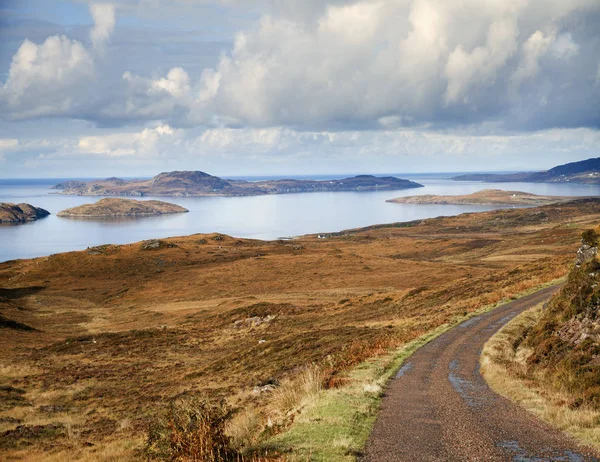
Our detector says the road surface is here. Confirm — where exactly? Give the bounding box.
[362,285,600,461]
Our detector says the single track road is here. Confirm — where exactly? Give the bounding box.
[362,285,600,461]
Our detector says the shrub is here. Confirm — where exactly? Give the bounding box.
[145,396,240,461]
[581,229,599,247]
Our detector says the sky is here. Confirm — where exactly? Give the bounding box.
[0,0,599,178]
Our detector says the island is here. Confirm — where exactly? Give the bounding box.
[57,198,189,218]
[386,189,576,206]
[452,157,600,184]
[0,202,50,223]
[52,171,424,197]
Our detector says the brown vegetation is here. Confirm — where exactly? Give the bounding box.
[54,171,423,197]
[481,226,600,450]
[0,203,50,224]
[57,198,188,218]
[387,189,575,206]
[1,199,600,460]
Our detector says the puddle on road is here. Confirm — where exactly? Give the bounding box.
[395,362,413,379]
[448,359,493,407]
[459,317,481,328]
[496,440,591,462]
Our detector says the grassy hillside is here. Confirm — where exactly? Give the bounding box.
[524,229,600,409]
[2,200,600,460]
[481,227,600,450]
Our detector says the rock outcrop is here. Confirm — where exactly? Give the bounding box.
[0,203,50,223]
[575,244,598,266]
[57,198,188,218]
[520,227,600,408]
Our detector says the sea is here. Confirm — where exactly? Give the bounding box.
[1,173,600,262]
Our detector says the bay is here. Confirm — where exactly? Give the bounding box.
[1,174,599,262]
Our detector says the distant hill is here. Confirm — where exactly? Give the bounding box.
[387,189,576,206]
[0,203,50,224]
[57,198,189,218]
[453,157,600,184]
[54,171,424,197]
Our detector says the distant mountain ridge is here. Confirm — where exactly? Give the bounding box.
[453,157,600,184]
[53,171,424,197]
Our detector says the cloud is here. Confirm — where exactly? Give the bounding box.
[511,30,554,88]
[0,2,119,120]
[186,0,600,131]
[77,124,180,157]
[445,17,519,104]
[90,3,116,49]
[4,124,600,177]
[0,35,95,118]
[0,139,19,150]
[0,138,19,161]
[1,0,599,135]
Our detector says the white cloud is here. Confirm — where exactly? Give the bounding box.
[90,3,116,49]
[116,68,192,120]
[77,124,179,157]
[0,139,19,151]
[150,68,191,98]
[445,17,519,103]
[511,30,554,88]
[0,36,95,118]
[1,0,598,138]
[181,0,600,130]
[550,33,579,59]
[0,139,19,161]
[0,2,118,120]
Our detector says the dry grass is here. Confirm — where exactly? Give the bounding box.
[1,199,600,459]
[481,302,600,449]
[270,367,322,417]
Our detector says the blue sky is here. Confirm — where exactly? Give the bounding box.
[0,0,599,178]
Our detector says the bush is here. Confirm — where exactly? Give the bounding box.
[581,229,599,247]
[145,396,240,461]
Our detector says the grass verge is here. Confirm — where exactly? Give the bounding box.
[257,279,565,461]
[480,299,600,452]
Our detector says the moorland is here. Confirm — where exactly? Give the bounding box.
[2,199,600,460]
[387,189,573,206]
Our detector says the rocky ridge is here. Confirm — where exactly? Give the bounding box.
[53,171,424,197]
[453,157,600,184]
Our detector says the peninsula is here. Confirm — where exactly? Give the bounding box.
[57,198,189,218]
[452,157,600,184]
[387,189,575,206]
[53,171,424,197]
[0,202,50,223]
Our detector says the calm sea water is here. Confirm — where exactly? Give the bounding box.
[1,174,600,262]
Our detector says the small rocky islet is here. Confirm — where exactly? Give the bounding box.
[57,198,189,218]
[0,203,50,223]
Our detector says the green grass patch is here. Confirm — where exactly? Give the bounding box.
[259,278,565,461]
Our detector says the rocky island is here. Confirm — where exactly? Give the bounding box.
[53,171,424,197]
[0,202,50,223]
[452,157,600,184]
[387,189,575,206]
[57,198,189,218]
